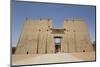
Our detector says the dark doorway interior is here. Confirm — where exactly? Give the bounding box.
[55,44,61,53]
[54,36,61,53]
[27,51,29,55]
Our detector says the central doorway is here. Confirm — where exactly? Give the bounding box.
[54,36,61,53]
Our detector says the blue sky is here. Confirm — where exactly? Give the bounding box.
[12,0,96,47]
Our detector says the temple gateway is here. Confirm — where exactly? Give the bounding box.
[15,18,93,54]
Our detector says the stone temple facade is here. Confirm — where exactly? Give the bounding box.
[15,18,93,54]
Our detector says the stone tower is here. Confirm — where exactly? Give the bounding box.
[15,18,93,54]
[61,19,93,53]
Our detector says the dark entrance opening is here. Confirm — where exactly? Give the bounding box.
[27,51,29,55]
[55,45,61,53]
[83,50,85,52]
[54,36,62,53]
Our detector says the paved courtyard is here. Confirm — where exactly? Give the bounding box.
[12,52,95,66]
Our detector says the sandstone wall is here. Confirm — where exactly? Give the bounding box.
[63,19,93,53]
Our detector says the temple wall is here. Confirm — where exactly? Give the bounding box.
[74,20,94,52]
[63,20,76,53]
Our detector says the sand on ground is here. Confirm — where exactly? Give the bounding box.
[12,52,95,66]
